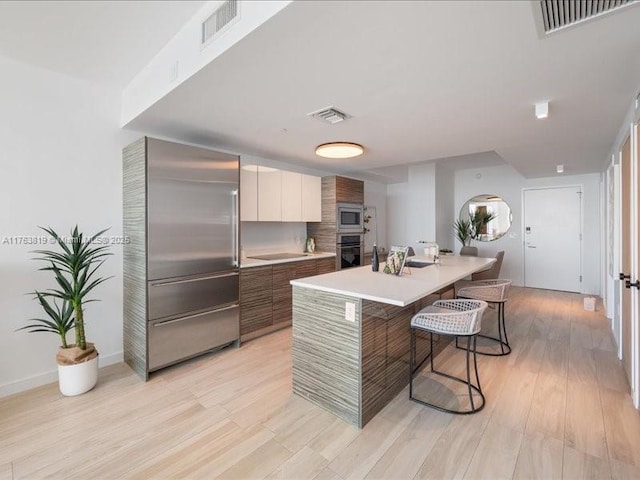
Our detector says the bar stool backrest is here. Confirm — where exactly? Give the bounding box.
[411,299,488,336]
[457,279,512,303]
[472,251,505,281]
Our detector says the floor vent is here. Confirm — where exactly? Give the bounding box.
[308,106,352,124]
[202,0,239,46]
[540,0,636,33]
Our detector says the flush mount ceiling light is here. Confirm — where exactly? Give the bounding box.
[535,102,549,119]
[557,164,564,173]
[315,142,364,159]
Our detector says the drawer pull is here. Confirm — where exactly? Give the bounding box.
[150,271,238,287]
[153,304,239,327]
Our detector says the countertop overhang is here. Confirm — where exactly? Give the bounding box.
[290,255,496,306]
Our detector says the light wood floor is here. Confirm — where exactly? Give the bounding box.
[1,287,639,479]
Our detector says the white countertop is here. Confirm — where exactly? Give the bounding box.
[241,252,336,268]
[290,255,496,306]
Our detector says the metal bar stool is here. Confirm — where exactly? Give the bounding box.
[456,279,512,356]
[410,299,488,414]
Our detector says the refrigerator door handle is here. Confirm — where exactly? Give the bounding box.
[152,304,239,327]
[232,188,239,267]
[149,271,238,287]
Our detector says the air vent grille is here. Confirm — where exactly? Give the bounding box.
[202,0,238,45]
[308,106,352,124]
[540,0,636,33]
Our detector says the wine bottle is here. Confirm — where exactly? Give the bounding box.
[372,244,379,272]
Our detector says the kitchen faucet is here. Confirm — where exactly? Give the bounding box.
[418,241,440,264]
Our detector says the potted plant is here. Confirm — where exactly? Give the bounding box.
[454,218,477,256]
[470,211,497,242]
[18,226,111,396]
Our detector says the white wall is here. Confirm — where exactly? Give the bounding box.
[0,56,139,396]
[455,165,601,294]
[435,164,455,251]
[387,163,437,249]
[364,181,388,252]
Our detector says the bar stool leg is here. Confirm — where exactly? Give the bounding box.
[466,336,474,411]
[473,335,481,392]
[409,328,415,398]
[500,303,510,348]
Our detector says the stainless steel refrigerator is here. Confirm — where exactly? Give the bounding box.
[145,138,239,372]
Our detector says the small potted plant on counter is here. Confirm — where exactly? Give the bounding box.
[18,226,112,396]
[454,218,477,256]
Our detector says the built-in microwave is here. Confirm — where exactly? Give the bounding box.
[337,203,364,233]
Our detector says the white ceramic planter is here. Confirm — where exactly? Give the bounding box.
[58,355,99,396]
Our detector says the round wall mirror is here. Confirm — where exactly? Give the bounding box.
[459,194,512,242]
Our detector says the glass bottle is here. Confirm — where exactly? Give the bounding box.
[372,244,379,272]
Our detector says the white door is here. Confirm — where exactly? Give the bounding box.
[523,186,582,292]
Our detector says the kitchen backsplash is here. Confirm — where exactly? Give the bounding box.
[241,222,308,256]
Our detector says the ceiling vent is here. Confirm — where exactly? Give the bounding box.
[308,106,352,124]
[539,0,637,34]
[202,0,239,46]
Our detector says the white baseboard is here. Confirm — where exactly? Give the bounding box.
[0,350,124,398]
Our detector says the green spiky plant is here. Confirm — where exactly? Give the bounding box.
[454,218,473,247]
[18,292,74,348]
[32,226,112,350]
[469,211,497,240]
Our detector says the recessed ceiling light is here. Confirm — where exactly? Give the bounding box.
[535,102,549,119]
[315,142,364,159]
[557,164,564,173]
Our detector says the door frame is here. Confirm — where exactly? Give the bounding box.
[618,110,640,409]
[632,115,640,408]
[521,185,584,293]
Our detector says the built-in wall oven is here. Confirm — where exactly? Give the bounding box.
[337,234,364,270]
[337,203,364,233]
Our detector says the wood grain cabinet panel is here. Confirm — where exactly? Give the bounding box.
[240,257,335,338]
[296,260,318,279]
[336,176,364,204]
[316,257,336,275]
[239,266,273,335]
[273,263,297,325]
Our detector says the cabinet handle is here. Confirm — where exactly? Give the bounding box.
[232,188,239,267]
[620,272,631,281]
[153,304,239,327]
[150,271,238,287]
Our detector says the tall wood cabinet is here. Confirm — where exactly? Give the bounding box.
[307,175,365,261]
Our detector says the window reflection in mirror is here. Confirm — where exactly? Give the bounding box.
[460,194,512,242]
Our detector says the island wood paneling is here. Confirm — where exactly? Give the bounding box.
[360,298,444,426]
[239,266,273,335]
[292,286,448,428]
[292,287,362,426]
[123,138,148,380]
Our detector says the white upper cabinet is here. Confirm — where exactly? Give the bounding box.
[281,171,302,221]
[240,165,258,221]
[258,166,282,221]
[301,174,321,222]
[240,163,321,222]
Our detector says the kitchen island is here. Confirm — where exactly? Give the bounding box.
[290,255,495,428]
